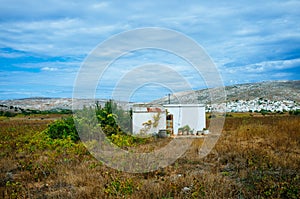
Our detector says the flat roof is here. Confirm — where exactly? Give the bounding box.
[132,103,163,107]
[163,104,205,107]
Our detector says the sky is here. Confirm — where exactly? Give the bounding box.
[0,0,299,101]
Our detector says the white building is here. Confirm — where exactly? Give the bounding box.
[132,104,166,135]
[132,104,206,136]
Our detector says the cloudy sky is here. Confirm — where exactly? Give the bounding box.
[1,0,299,101]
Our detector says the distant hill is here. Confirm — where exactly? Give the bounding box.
[1,81,299,113]
[152,80,300,105]
[0,98,131,112]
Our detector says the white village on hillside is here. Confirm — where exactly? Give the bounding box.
[208,98,300,113]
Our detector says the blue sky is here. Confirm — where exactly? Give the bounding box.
[0,0,299,101]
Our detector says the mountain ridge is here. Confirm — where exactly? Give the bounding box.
[152,80,300,105]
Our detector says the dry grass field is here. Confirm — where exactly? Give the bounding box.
[0,114,299,198]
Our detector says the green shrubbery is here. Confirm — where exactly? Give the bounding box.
[44,100,147,147]
[110,133,148,147]
[45,117,79,142]
[21,108,72,115]
[0,110,17,117]
[104,177,136,197]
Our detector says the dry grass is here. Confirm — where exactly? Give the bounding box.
[0,114,299,198]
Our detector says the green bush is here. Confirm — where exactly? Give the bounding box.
[289,109,300,115]
[109,133,148,147]
[45,117,79,142]
[104,178,135,197]
[0,110,17,117]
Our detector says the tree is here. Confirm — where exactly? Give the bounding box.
[95,100,131,136]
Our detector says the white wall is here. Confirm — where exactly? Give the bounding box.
[164,104,206,135]
[132,106,166,135]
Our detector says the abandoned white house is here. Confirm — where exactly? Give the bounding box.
[132,104,206,136]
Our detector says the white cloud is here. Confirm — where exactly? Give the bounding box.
[0,18,127,56]
[11,61,80,75]
[0,51,24,58]
[90,2,109,10]
[272,72,292,78]
[219,58,300,85]
[41,67,58,71]
[242,59,300,73]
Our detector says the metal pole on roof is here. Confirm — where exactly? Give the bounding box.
[168,93,171,104]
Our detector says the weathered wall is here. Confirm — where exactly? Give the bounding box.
[132,106,166,135]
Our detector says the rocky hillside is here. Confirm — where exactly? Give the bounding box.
[152,80,300,105]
